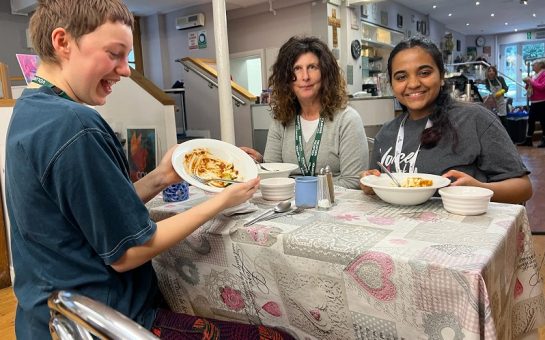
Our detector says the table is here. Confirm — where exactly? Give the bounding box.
[148,187,545,339]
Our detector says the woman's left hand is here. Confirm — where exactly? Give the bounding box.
[442,169,481,187]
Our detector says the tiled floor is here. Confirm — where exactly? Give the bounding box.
[518,145,545,233]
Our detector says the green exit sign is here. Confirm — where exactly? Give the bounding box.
[527,32,532,39]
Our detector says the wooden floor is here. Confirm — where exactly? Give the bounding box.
[518,145,545,233]
[1,146,544,339]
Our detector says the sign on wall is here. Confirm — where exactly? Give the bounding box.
[188,30,207,50]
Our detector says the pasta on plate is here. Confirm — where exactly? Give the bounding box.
[183,148,240,188]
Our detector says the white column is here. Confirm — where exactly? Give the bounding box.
[212,0,235,144]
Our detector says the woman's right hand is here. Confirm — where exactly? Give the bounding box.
[359,169,380,194]
[239,146,263,163]
[217,177,260,209]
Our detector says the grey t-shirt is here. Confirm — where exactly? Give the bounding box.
[371,101,529,182]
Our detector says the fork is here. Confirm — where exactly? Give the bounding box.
[190,174,242,185]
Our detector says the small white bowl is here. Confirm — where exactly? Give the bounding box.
[260,177,295,201]
[438,186,493,215]
[258,163,299,179]
[360,173,451,206]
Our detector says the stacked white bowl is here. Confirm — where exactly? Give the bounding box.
[260,177,295,201]
[438,186,494,215]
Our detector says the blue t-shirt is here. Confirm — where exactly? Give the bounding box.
[6,87,160,339]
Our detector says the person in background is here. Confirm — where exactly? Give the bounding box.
[241,36,368,189]
[521,59,545,147]
[359,37,532,204]
[5,1,298,339]
[484,65,509,127]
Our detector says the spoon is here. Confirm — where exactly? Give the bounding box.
[244,200,292,226]
[376,161,402,187]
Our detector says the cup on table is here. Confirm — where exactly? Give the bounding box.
[162,181,190,202]
[294,176,318,208]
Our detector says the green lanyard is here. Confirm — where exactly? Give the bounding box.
[32,76,75,102]
[295,115,324,176]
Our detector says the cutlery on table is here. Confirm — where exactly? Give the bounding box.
[257,207,305,222]
[376,161,402,187]
[244,200,291,226]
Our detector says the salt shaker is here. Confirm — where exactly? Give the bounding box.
[324,165,335,204]
[316,174,332,210]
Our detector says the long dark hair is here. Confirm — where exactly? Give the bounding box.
[269,36,347,126]
[387,37,457,149]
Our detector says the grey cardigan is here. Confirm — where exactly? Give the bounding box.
[263,106,368,189]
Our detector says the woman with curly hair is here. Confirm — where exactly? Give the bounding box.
[359,37,531,204]
[241,36,368,189]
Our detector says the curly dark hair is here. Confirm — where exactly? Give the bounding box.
[387,36,457,149]
[268,36,347,126]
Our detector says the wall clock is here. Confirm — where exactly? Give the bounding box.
[475,35,486,47]
[351,39,361,60]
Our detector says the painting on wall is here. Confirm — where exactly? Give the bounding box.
[483,46,492,57]
[16,54,40,84]
[467,47,478,60]
[127,127,157,182]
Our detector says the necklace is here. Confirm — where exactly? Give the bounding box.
[295,114,325,176]
[32,76,75,102]
[394,114,432,173]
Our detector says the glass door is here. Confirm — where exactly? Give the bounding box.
[500,41,545,106]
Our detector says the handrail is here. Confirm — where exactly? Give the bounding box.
[48,290,158,340]
[177,59,246,106]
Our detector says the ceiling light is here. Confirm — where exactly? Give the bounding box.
[466,23,470,26]
[533,13,537,17]
[433,5,437,8]
[448,13,452,16]
[490,13,495,17]
[515,28,518,32]
[505,22,509,25]
[521,0,528,5]
[475,1,480,5]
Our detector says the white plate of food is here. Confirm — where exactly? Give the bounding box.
[360,173,451,205]
[171,139,258,192]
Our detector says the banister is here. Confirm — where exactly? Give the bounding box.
[178,59,247,107]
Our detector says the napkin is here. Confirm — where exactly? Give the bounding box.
[222,201,259,216]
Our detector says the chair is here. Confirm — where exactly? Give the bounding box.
[48,290,158,340]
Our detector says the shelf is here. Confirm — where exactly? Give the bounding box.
[361,38,396,49]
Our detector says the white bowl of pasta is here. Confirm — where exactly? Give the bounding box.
[360,173,451,206]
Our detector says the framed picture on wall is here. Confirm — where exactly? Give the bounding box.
[397,14,403,28]
[126,127,157,182]
[456,40,461,52]
[360,5,368,19]
[16,54,40,84]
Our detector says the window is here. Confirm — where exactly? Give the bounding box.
[500,41,544,106]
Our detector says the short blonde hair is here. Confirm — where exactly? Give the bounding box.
[29,0,134,64]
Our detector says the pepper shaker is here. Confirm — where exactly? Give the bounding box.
[324,165,335,204]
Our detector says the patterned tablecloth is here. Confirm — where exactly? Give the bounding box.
[148,187,545,340]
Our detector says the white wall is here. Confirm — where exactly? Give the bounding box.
[95,77,178,158]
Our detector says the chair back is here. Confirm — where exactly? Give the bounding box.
[48,290,158,340]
